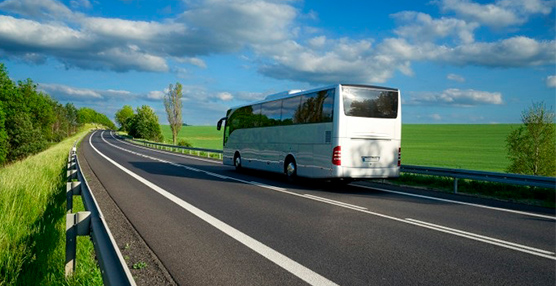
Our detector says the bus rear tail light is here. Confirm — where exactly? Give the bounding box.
[397,147,402,167]
[332,146,342,166]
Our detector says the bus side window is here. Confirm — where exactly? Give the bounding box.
[281,96,301,125]
[260,101,282,127]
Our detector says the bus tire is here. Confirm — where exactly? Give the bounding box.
[234,152,242,171]
[285,157,297,182]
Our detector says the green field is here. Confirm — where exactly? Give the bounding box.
[161,124,519,172]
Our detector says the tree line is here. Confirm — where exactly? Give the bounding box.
[0,63,116,166]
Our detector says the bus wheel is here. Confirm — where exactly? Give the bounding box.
[234,152,242,171]
[285,158,297,182]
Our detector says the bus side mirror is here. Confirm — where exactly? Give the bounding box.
[217,117,227,131]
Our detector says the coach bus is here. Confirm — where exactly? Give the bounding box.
[216,84,401,182]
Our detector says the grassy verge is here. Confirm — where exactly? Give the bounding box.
[388,174,555,209]
[0,126,102,286]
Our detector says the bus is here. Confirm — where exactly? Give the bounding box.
[216,84,401,182]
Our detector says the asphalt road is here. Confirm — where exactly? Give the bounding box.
[80,130,555,285]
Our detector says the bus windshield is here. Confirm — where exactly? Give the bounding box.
[342,86,398,118]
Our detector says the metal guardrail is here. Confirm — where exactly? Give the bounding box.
[401,165,556,193]
[121,136,556,192]
[66,143,136,285]
[124,136,223,159]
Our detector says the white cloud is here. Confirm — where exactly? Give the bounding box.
[392,11,478,44]
[70,0,91,9]
[39,83,135,103]
[39,83,101,99]
[0,0,553,85]
[439,0,554,28]
[0,0,74,20]
[217,92,234,101]
[408,88,503,106]
[147,90,165,100]
[547,75,556,88]
[447,73,465,82]
[182,0,297,45]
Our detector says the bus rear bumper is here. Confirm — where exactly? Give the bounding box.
[338,166,400,179]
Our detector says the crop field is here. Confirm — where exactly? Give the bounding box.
[161,124,519,172]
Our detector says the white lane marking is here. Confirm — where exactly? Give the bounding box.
[405,219,555,256]
[354,184,556,221]
[110,131,556,222]
[110,131,220,165]
[90,131,338,286]
[303,194,367,211]
[98,131,556,261]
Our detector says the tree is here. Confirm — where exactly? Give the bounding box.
[0,102,8,165]
[164,82,183,145]
[115,105,134,132]
[506,102,555,176]
[128,105,163,142]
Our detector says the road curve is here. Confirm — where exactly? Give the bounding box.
[80,130,555,285]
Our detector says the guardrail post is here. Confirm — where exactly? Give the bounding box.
[453,177,458,194]
[65,211,91,277]
[66,181,81,213]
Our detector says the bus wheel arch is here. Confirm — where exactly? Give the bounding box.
[284,155,297,182]
[234,152,242,171]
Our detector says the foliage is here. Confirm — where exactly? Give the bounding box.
[177,138,192,147]
[506,102,555,176]
[0,102,8,164]
[115,105,134,132]
[128,105,163,142]
[163,82,183,145]
[0,63,115,165]
[77,107,116,129]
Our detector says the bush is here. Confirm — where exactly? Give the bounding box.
[177,139,192,147]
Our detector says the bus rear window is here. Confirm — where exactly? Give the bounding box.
[342,86,398,118]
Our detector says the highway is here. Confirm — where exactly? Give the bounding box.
[80,130,555,285]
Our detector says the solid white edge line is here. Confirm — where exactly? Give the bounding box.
[110,131,221,165]
[91,131,338,286]
[405,218,556,260]
[405,219,555,255]
[100,131,556,261]
[111,131,556,221]
[354,184,556,220]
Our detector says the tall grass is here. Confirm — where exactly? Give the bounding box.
[0,126,102,286]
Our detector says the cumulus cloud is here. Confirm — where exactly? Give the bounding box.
[147,90,165,100]
[39,83,134,102]
[547,75,556,88]
[407,88,503,106]
[439,0,554,28]
[0,0,297,73]
[447,73,465,82]
[0,0,553,85]
[217,92,234,101]
[392,11,478,44]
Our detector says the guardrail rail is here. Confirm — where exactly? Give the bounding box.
[66,142,136,286]
[120,134,556,192]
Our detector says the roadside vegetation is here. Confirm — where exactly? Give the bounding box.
[0,126,102,285]
[0,63,115,167]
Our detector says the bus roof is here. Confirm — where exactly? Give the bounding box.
[226,84,399,111]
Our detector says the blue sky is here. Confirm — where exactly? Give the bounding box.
[0,0,554,125]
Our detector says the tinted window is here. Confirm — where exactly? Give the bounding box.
[281,96,301,125]
[260,101,282,127]
[342,86,398,118]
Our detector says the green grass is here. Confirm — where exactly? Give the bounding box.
[160,125,223,150]
[0,126,102,286]
[401,124,519,172]
[161,124,518,172]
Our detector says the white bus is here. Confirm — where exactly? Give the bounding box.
[217,84,401,182]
